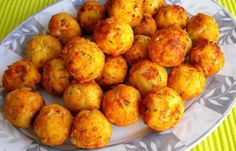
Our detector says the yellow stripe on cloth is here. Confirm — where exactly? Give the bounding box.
[0,0,56,40]
[217,0,236,17]
[193,1,236,150]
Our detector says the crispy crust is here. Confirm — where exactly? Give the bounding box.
[133,13,157,37]
[141,87,184,131]
[49,13,81,44]
[26,35,62,68]
[4,87,44,128]
[129,60,168,96]
[102,84,141,126]
[124,35,151,65]
[143,0,165,15]
[189,40,225,76]
[93,18,134,56]
[63,81,103,113]
[41,58,70,95]
[155,5,188,29]
[187,13,219,44]
[33,104,73,146]
[2,59,41,91]
[106,0,143,27]
[149,27,192,67]
[70,110,112,149]
[62,37,105,83]
[96,55,127,87]
[77,0,105,33]
[168,64,206,100]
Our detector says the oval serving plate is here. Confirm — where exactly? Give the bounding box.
[0,0,236,150]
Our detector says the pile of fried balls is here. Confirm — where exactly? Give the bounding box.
[2,0,225,149]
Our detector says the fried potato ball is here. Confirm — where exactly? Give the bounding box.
[33,104,73,146]
[71,110,112,149]
[63,81,103,113]
[143,0,165,15]
[77,0,105,34]
[26,35,62,68]
[124,35,151,65]
[129,60,168,96]
[187,13,219,44]
[189,40,225,77]
[168,64,206,100]
[62,37,105,83]
[106,0,143,27]
[155,5,188,29]
[2,59,41,92]
[140,87,184,131]
[49,12,81,44]
[133,13,157,37]
[41,58,70,95]
[93,18,134,56]
[96,56,127,87]
[4,87,44,128]
[102,84,141,126]
[149,27,192,67]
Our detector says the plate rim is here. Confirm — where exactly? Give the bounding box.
[186,1,236,150]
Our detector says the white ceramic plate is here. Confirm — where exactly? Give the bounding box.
[0,0,236,151]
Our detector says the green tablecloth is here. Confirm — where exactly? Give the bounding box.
[0,0,235,150]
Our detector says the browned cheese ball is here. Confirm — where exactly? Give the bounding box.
[187,13,219,44]
[96,55,127,87]
[106,0,143,27]
[102,84,141,126]
[129,60,168,96]
[93,18,134,56]
[155,5,188,29]
[141,87,184,131]
[41,58,70,95]
[33,104,73,146]
[124,35,151,65]
[133,13,157,37]
[26,35,62,68]
[70,110,112,149]
[143,0,165,15]
[189,40,225,77]
[149,27,192,67]
[2,59,41,92]
[168,64,206,100]
[77,0,105,33]
[62,37,105,83]
[4,88,44,128]
[49,12,81,44]
[63,81,103,113]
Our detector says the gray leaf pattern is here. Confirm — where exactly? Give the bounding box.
[199,75,236,114]
[168,0,181,4]
[1,17,45,56]
[125,132,185,151]
[214,10,236,45]
[221,84,226,93]
[204,88,216,98]
[26,143,40,151]
[150,142,158,151]
[139,142,148,151]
